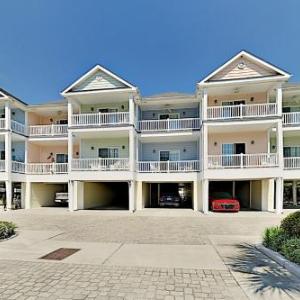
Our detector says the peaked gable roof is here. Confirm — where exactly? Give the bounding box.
[61,65,136,95]
[199,50,290,85]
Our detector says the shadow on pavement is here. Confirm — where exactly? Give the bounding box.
[228,244,300,297]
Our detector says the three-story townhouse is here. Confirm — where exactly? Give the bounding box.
[0,50,299,214]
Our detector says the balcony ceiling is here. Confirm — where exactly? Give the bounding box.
[139,131,200,143]
[206,80,280,96]
[72,128,129,139]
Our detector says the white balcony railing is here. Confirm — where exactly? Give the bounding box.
[71,112,130,127]
[207,103,278,120]
[11,120,26,135]
[284,157,300,169]
[0,160,5,172]
[139,118,200,132]
[29,124,68,136]
[283,112,300,127]
[0,118,5,129]
[26,163,68,174]
[71,158,129,171]
[12,161,26,173]
[208,153,278,169]
[138,160,199,173]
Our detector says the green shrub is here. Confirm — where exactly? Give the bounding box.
[281,238,300,264]
[280,211,300,237]
[263,226,287,252]
[0,221,16,240]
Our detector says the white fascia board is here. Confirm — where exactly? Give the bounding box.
[61,65,137,96]
[199,50,291,84]
[62,87,137,98]
[198,75,290,89]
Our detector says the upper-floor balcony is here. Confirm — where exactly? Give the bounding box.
[0,118,26,135]
[71,112,130,128]
[138,118,200,132]
[283,112,300,127]
[28,124,68,137]
[207,153,279,169]
[206,103,278,121]
[137,160,199,173]
[71,158,130,171]
[284,157,300,170]
[11,161,68,174]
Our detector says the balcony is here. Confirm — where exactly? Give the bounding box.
[11,162,68,174]
[138,160,199,173]
[283,112,300,127]
[71,112,130,127]
[207,153,278,169]
[207,103,278,120]
[0,118,5,129]
[0,119,26,135]
[71,158,129,171]
[284,157,300,169]
[28,124,68,137]
[0,160,5,172]
[138,118,200,132]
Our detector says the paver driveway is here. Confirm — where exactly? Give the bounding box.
[0,208,299,300]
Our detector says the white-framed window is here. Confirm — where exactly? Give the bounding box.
[284,146,300,157]
[97,108,118,113]
[55,119,68,125]
[98,148,119,158]
[56,153,68,163]
[158,113,180,120]
[222,100,246,106]
[159,150,180,161]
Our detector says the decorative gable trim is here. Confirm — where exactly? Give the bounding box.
[198,50,290,85]
[61,65,136,95]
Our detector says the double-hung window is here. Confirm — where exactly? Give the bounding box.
[98,148,119,158]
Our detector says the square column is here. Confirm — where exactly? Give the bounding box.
[202,89,208,120]
[129,128,135,172]
[193,180,200,211]
[24,181,31,209]
[5,101,11,130]
[129,95,135,125]
[136,181,143,210]
[275,177,283,214]
[276,87,282,116]
[292,180,297,206]
[68,131,73,173]
[201,179,209,214]
[5,132,11,173]
[5,181,12,210]
[202,124,208,170]
[276,121,283,169]
[261,179,275,212]
[129,180,136,212]
[68,180,74,211]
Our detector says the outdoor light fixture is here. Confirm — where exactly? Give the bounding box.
[12,148,15,152]
[91,107,94,111]
[152,113,155,117]
[214,142,217,146]
[251,140,255,145]
[122,145,125,149]
[76,152,79,156]
[121,105,125,110]
[272,145,276,150]
[183,111,186,116]
[214,99,218,104]
[12,112,15,115]
[153,149,156,153]
[91,146,94,150]
[183,148,186,152]
[250,97,254,102]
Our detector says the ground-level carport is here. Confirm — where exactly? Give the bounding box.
[71,181,129,210]
[208,179,276,211]
[136,181,197,210]
[29,182,68,208]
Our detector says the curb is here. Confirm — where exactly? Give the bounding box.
[255,244,300,278]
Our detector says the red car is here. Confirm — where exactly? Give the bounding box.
[209,192,240,212]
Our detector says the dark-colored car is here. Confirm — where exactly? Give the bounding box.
[159,193,181,208]
[209,192,240,212]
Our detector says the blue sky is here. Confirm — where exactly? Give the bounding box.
[0,0,299,104]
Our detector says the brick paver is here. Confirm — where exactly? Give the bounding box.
[0,260,247,300]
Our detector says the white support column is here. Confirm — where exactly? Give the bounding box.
[5,101,11,130]
[25,181,31,209]
[276,87,282,116]
[202,179,209,214]
[193,180,200,211]
[67,101,73,126]
[129,95,135,125]
[5,132,11,173]
[5,180,12,210]
[202,89,208,120]
[129,180,136,212]
[68,131,73,173]
[292,180,297,206]
[276,177,283,214]
[24,111,28,135]
[68,180,74,212]
[276,121,284,169]
[261,179,275,212]
[136,181,143,210]
[203,124,208,170]
[129,128,135,172]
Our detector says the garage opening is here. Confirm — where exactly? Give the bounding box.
[284,180,300,209]
[209,180,252,211]
[31,183,68,208]
[143,182,193,209]
[83,182,129,210]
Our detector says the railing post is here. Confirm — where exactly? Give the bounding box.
[240,153,243,168]
[167,160,170,172]
[167,118,170,131]
[239,104,243,118]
